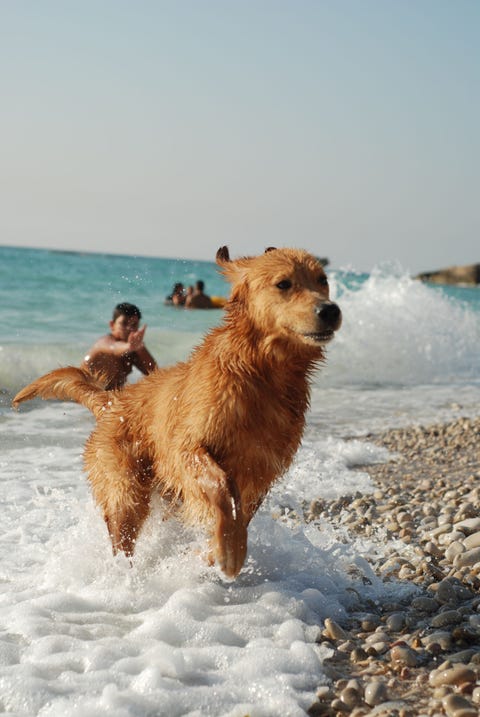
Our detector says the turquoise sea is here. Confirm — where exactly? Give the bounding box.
[0,244,479,716]
[1,246,231,390]
[1,245,479,414]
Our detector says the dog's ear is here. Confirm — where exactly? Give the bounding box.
[216,246,230,265]
[216,247,252,287]
[265,247,277,253]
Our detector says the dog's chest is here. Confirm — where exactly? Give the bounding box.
[211,376,308,457]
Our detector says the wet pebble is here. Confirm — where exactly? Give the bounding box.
[360,614,381,631]
[463,530,480,551]
[323,617,348,641]
[339,686,362,709]
[442,693,478,717]
[445,540,466,561]
[472,686,480,704]
[422,631,453,650]
[430,609,463,628]
[385,611,406,632]
[454,546,480,567]
[411,596,438,613]
[454,517,480,535]
[435,579,459,604]
[429,663,476,687]
[389,644,418,667]
[364,680,388,706]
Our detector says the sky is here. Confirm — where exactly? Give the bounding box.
[1,1,478,274]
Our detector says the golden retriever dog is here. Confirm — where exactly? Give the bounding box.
[13,247,341,578]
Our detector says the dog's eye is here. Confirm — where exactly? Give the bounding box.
[317,276,328,287]
[276,279,292,290]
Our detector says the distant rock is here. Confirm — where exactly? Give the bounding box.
[415,263,480,286]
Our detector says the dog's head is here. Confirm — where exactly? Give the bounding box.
[216,246,341,351]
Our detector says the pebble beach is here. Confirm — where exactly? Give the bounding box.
[307,416,480,717]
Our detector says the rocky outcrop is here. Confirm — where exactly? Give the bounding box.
[416,263,480,286]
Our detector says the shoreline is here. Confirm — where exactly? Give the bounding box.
[308,416,480,716]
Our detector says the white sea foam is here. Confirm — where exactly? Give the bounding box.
[326,266,480,387]
[1,401,406,717]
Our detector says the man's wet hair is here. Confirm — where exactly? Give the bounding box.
[112,303,142,321]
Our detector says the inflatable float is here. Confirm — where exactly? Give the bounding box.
[210,296,227,308]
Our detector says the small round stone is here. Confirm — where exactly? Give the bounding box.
[436,579,458,604]
[390,644,419,667]
[339,686,362,709]
[411,596,438,613]
[431,609,462,628]
[385,612,406,631]
[442,693,478,717]
[364,680,388,706]
[350,647,368,663]
[429,664,476,687]
[323,617,349,641]
[463,530,480,550]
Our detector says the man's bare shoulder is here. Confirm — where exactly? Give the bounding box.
[88,334,115,353]
[187,295,213,309]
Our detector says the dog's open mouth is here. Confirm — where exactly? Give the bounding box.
[303,330,335,343]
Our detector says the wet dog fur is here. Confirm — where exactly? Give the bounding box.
[13,247,341,577]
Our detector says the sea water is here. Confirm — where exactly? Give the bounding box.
[1,246,479,716]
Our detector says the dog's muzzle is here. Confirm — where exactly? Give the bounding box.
[315,301,341,329]
[303,301,342,344]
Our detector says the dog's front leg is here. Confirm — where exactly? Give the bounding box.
[194,448,247,578]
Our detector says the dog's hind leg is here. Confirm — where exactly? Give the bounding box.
[86,445,153,558]
[193,448,247,578]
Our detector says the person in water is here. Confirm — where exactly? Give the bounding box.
[165,283,186,306]
[185,280,214,309]
[81,303,157,389]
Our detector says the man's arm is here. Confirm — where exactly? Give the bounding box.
[86,331,144,359]
[95,325,149,358]
[132,345,157,375]
[129,325,157,375]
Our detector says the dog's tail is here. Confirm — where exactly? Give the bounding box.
[12,366,110,419]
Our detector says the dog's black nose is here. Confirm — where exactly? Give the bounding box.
[317,302,341,327]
